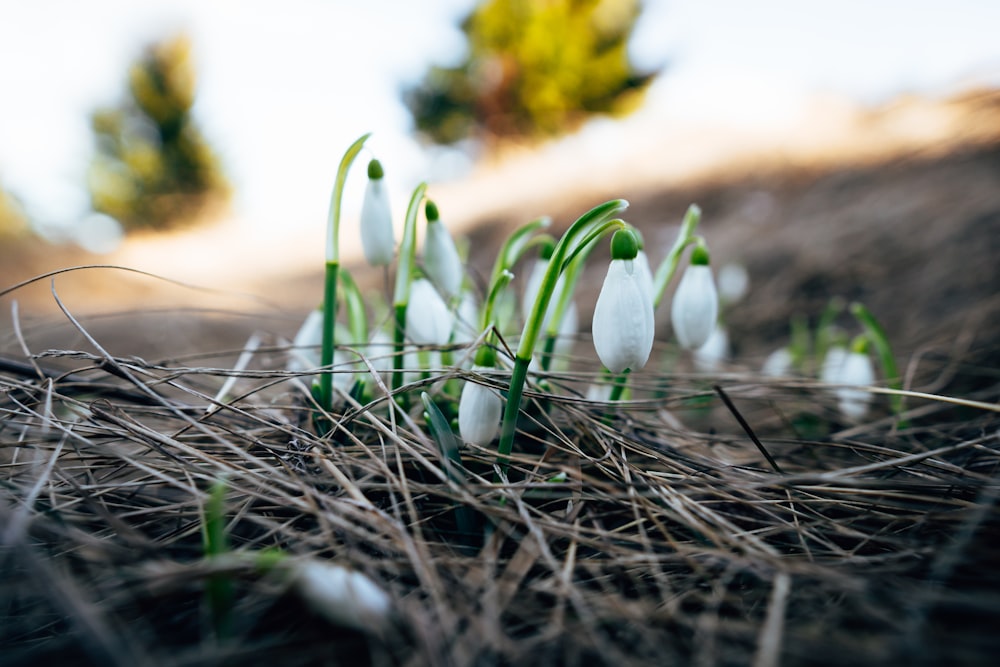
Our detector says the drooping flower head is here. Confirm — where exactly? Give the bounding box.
[458,347,502,445]
[422,200,464,300]
[671,242,719,350]
[406,278,453,345]
[592,228,655,374]
[360,159,394,267]
[821,337,876,421]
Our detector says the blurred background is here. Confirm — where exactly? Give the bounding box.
[1,0,999,366]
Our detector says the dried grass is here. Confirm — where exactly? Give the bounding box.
[2,302,999,667]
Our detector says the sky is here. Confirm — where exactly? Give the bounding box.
[1,0,998,248]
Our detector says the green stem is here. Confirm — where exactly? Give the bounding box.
[652,203,702,308]
[391,183,428,400]
[320,261,339,412]
[320,133,371,414]
[495,199,627,476]
[850,301,906,423]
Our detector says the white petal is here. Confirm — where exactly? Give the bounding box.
[458,366,503,444]
[293,559,391,631]
[762,347,793,377]
[288,309,324,372]
[406,279,453,345]
[832,351,875,421]
[360,178,394,266]
[671,264,718,349]
[424,220,464,299]
[592,259,655,374]
[693,325,728,372]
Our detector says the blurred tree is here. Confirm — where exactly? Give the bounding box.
[88,34,229,232]
[405,0,658,145]
[0,182,29,239]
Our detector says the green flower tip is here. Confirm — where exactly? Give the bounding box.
[690,242,711,266]
[849,335,869,355]
[474,345,497,368]
[425,199,440,222]
[367,159,384,180]
[539,238,556,260]
[610,228,639,260]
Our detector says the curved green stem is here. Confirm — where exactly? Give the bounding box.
[652,203,702,308]
[320,133,371,413]
[495,199,628,475]
[391,182,428,396]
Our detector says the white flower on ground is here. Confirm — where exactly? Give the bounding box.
[423,200,464,300]
[288,308,324,372]
[452,289,481,345]
[406,279,453,345]
[292,559,391,631]
[693,324,728,372]
[717,262,749,304]
[458,365,503,445]
[360,159,394,267]
[288,308,360,390]
[592,229,655,374]
[762,347,794,377]
[671,244,719,349]
[821,343,876,421]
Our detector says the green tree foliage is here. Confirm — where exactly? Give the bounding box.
[406,0,657,145]
[88,34,229,232]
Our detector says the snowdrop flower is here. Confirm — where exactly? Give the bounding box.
[762,347,794,377]
[423,200,463,300]
[289,309,359,390]
[288,308,324,372]
[822,341,876,421]
[592,229,655,374]
[360,159,394,267]
[406,279,453,345]
[459,364,503,445]
[717,262,749,304]
[693,324,728,372]
[671,243,719,349]
[452,289,481,344]
[292,559,391,631]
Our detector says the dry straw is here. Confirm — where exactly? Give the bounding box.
[2,278,999,665]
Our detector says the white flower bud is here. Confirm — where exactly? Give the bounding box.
[360,160,394,267]
[671,263,719,350]
[458,366,503,444]
[288,308,324,372]
[592,258,655,374]
[423,202,463,299]
[292,559,391,631]
[406,279,452,345]
[762,347,793,377]
[693,324,728,372]
[822,346,875,421]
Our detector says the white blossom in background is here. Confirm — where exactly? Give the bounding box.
[423,200,464,300]
[671,245,719,350]
[360,159,394,267]
[458,368,503,445]
[523,255,571,331]
[287,308,360,391]
[762,347,794,377]
[292,559,391,632]
[717,262,750,304]
[693,325,728,372]
[406,279,452,345]
[821,344,876,420]
[592,229,655,374]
